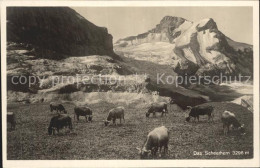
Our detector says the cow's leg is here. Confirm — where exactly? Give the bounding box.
[14,120,16,130]
[211,114,213,122]
[197,116,199,122]
[151,148,155,159]
[226,126,228,135]
[164,108,167,116]
[158,147,162,157]
[223,124,225,135]
[153,111,156,117]
[113,119,116,125]
[224,124,228,135]
[85,116,88,122]
[164,144,168,155]
[223,124,227,135]
[225,125,229,135]
[11,122,14,130]
[77,115,79,122]
[208,114,212,122]
[154,147,158,158]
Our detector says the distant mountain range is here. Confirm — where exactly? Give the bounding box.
[115,16,253,77]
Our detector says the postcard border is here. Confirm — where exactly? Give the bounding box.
[1,1,259,167]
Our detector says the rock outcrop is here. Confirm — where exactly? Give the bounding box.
[116,16,253,78]
[7,7,115,59]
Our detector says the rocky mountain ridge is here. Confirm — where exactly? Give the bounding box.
[115,16,253,77]
[7,7,115,59]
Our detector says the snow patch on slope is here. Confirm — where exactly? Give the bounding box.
[182,47,197,63]
[197,29,220,63]
[117,42,175,65]
[175,18,214,47]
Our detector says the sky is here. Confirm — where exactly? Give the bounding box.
[73,7,253,44]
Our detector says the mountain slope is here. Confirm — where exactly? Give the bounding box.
[115,16,253,77]
[7,7,115,59]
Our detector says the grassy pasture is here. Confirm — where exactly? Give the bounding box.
[7,102,253,159]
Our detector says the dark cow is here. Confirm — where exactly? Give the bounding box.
[50,102,67,113]
[7,112,16,130]
[48,114,72,135]
[185,105,214,122]
[104,106,125,126]
[221,110,245,135]
[146,102,168,117]
[136,126,169,159]
[74,106,93,122]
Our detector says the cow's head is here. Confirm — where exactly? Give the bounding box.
[48,127,53,135]
[145,112,150,117]
[88,116,93,122]
[186,117,191,122]
[170,98,175,104]
[136,147,151,159]
[104,120,110,126]
[238,124,246,135]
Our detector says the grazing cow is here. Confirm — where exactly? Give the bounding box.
[74,106,93,122]
[48,114,72,135]
[7,112,16,130]
[221,110,245,135]
[146,102,168,117]
[104,106,125,126]
[50,103,67,114]
[185,105,214,122]
[136,126,169,159]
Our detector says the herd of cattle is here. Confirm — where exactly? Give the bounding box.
[7,100,246,159]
